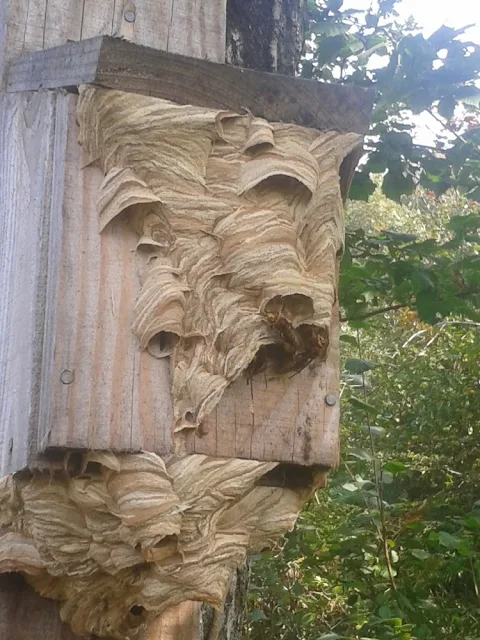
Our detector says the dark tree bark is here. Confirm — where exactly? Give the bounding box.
[226,0,308,76]
[203,4,309,636]
[200,560,251,640]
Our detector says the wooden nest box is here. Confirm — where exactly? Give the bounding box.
[1,36,373,477]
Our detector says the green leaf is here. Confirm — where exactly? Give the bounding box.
[411,549,430,560]
[438,531,463,549]
[437,96,456,120]
[382,470,394,484]
[248,608,266,622]
[342,482,359,492]
[381,230,419,243]
[349,171,376,202]
[415,290,442,324]
[379,605,392,618]
[456,86,480,107]
[342,373,372,389]
[347,447,373,461]
[383,461,406,474]
[447,213,480,232]
[344,357,377,374]
[360,425,386,437]
[316,35,347,66]
[382,169,415,203]
[312,21,349,38]
[317,634,342,640]
[428,24,475,49]
[463,516,480,530]
[339,334,359,347]
[349,397,378,414]
[341,34,364,57]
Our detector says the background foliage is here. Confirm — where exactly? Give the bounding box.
[245,3,480,638]
[245,187,480,640]
[301,0,480,203]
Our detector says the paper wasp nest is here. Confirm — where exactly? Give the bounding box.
[0,88,362,639]
[77,86,362,433]
[0,451,322,638]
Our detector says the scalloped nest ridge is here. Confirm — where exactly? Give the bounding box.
[76,86,362,433]
[0,451,323,638]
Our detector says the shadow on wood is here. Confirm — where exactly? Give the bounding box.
[0,573,85,640]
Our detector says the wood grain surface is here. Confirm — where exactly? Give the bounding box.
[7,35,373,133]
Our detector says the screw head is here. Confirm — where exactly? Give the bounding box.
[325,393,337,406]
[60,369,74,385]
[124,9,136,22]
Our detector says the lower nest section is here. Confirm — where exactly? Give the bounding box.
[0,451,326,639]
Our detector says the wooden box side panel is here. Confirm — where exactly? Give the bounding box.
[42,95,174,455]
[12,93,340,468]
[0,89,341,470]
[0,91,68,476]
[0,573,207,640]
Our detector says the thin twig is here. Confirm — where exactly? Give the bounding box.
[340,303,406,322]
[470,556,480,602]
[438,320,480,328]
[402,320,480,349]
[427,108,469,147]
[402,328,428,348]
[357,328,397,592]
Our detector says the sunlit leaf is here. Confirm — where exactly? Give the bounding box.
[349,397,378,414]
[344,357,377,374]
[411,548,430,560]
[347,447,373,461]
[360,425,386,437]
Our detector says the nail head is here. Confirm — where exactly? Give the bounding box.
[60,369,74,385]
[325,393,337,406]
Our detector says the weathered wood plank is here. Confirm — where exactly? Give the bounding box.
[80,0,117,41]
[0,0,29,89]
[43,0,84,49]
[166,0,227,63]
[1,0,227,86]
[40,95,174,455]
[39,95,340,465]
[0,90,176,472]
[0,90,64,477]
[0,574,84,640]
[186,307,340,468]
[144,601,202,640]
[6,35,374,133]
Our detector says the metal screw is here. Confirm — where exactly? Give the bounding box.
[60,369,74,385]
[325,393,337,406]
[124,9,136,22]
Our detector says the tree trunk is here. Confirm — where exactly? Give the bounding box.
[226,0,308,75]
[213,3,308,637]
